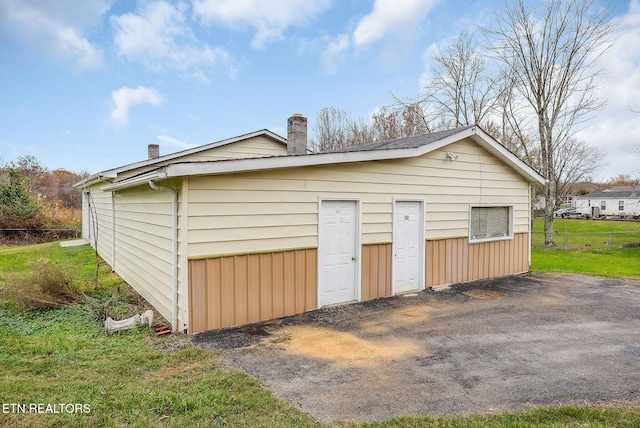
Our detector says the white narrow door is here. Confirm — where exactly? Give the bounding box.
[394,201,423,293]
[319,200,358,306]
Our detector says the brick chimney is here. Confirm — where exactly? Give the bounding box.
[287,114,307,155]
[148,144,160,159]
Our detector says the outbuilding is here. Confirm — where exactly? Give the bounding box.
[573,186,640,218]
[75,116,544,333]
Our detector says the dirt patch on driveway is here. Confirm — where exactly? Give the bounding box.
[463,289,505,299]
[193,273,640,423]
[270,325,422,369]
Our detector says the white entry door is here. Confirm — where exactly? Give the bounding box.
[319,200,358,306]
[393,200,424,293]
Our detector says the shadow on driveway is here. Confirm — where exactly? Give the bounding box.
[193,273,640,423]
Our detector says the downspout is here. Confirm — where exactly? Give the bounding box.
[111,192,116,272]
[529,183,534,268]
[148,179,179,332]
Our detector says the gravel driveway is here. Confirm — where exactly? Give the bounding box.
[193,273,640,423]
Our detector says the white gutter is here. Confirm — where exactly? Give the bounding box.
[148,179,179,333]
[101,170,165,192]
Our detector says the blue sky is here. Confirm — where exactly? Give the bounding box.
[1,0,639,180]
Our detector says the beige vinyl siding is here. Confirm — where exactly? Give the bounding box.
[116,136,287,181]
[87,184,114,268]
[112,186,177,326]
[177,136,287,161]
[187,138,531,258]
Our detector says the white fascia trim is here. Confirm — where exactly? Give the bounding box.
[469,127,545,185]
[165,146,425,178]
[165,126,545,185]
[87,129,286,182]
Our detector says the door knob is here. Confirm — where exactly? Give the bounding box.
[352,256,356,261]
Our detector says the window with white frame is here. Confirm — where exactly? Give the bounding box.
[619,200,624,211]
[601,201,606,211]
[470,206,513,242]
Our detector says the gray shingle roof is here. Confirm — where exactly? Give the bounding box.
[330,125,476,152]
[577,190,639,199]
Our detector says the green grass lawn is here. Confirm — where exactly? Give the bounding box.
[531,218,640,278]
[0,243,318,427]
[532,218,640,250]
[1,242,639,427]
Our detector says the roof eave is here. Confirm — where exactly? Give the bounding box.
[467,127,545,185]
[102,126,546,191]
[73,173,114,189]
[83,129,287,183]
[166,146,424,178]
[101,169,167,192]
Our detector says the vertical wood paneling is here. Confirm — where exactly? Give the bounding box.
[446,238,468,284]
[189,260,207,332]
[426,239,447,287]
[234,256,248,325]
[304,249,317,310]
[188,248,318,332]
[438,240,446,284]
[295,250,307,312]
[426,233,530,288]
[361,246,371,301]
[221,257,235,327]
[361,243,392,300]
[259,253,273,320]
[247,254,260,323]
[188,234,530,332]
[378,245,389,297]
[272,252,285,319]
[283,251,296,316]
[207,258,222,330]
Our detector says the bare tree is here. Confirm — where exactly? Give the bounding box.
[370,105,431,142]
[554,137,606,202]
[400,103,432,135]
[483,0,617,245]
[423,31,506,128]
[310,107,353,152]
[310,104,432,152]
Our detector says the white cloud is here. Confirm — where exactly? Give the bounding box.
[193,0,332,49]
[0,0,109,70]
[321,34,350,74]
[352,0,438,47]
[112,1,232,81]
[317,0,437,74]
[109,86,166,127]
[575,0,640,179]
[156,135,197,150]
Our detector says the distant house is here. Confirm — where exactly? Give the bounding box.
[573,186,640,218]
[75,116,544,333]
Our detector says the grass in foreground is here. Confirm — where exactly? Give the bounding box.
[0,243,317,427]
[0,305,317,427]
[357,404,640,427]
[1,242,639,427]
